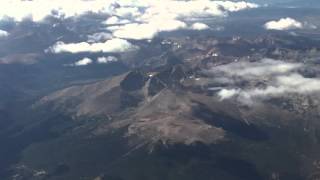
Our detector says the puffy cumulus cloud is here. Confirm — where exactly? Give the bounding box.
[74,57,93,66]
[111,23,157,40]
[136,0,258,21]
[0,0,258,23]
[45,0,258,52]
[48,38,137,53]
[214,1,259,12]
[264,17,303,30]
[97,56,118,64]
[112,20,187,40]
[102,16,130,25]
[208,59,320,101]
[0,29,9,37]
[106,0,257,39]
[191,22,210,30]
[0,0,117,22]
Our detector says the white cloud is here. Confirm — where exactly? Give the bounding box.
[74,57,92,66]
[264,17,303,30]
[245,74,320,97]
[2,0,257,43]
[114,7,141,18]
[211,59,302,77]
[191,22,210,30]
[0,29,8,37]
[112,23,157,40]
[0,0,258,23]
[210,59,320,101]
[137,0,258,21]
[112,20,187,40]
[43,0,258,51]
[218,89,240,100]
[97,56,118,64]
[0,0,117,22]
[217,74,320,101]
[87,32,113,43]
[219,1,259,11]
[48,38,137,53]
[102,16,130,25]
[107,0,257,39]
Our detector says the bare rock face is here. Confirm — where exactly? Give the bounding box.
[126,89,225,145]
[127,115,225,145]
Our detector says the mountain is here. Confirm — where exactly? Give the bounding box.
[4,34,316,180]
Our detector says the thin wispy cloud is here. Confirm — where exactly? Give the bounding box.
[209,59,302,77]
[206,59,320,102]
